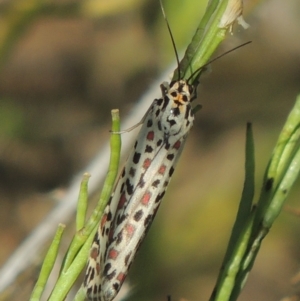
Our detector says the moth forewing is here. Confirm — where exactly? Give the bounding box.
[84,79,196,301]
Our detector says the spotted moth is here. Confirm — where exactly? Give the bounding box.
[83,74,198,300]
[82,0,207,298]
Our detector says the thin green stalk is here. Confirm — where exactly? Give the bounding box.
[255,95,300,228]
[212,95,300,301]
[210,123,255,301]
[29,224,65,301]
[61,174,90,273]
[48,227,96,301]
[83,109,122,234]
[60,110,121,275]
[76,173,91,231]
[33,110,121,301]
[173,0,237,81]
[212,209,256,301]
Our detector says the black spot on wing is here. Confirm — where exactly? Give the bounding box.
[92,283,99,295]
[185,105,191,120]
[117,214,127,225]
[113,282,120,291]
[89,268,95,283]
[116,231,123,245]
[103,263,112,276]
[106,269,117,280]
[126,179,134,195]
[138,177,145,188]
[155,191,165,203]
[133,209,143,221]
[133,152,141,164]
[167,153,175,161]
[156,98,163,106]
[129,167,136,177]
[158,121,162,131]
[135,170,145,186]
[162,98,169,110]
[144,214,153,228]
[164,141,171,150]
[157,139,163,146]
[145,145,154,153]
[107,211,112,221]
[86,286,93,295]
[169,166,175,177]
[147,119,153,127]
[168,119,176,126]
[172,107,180,116]
[152,179,160,188]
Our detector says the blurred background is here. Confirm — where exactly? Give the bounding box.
[0,0,300,300]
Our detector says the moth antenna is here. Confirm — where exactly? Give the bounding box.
[160,0,181,80]
[187,41,252,83]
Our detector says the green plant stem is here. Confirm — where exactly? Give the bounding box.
[210,123,255,301]
[61,110,121,275]
[48,228,96,301]
[173,0,230,81]
[83,109,122,235]
[76,173,91,231]
[29,224,65,301]
[43,110,121,301]
[211,95,300,301]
